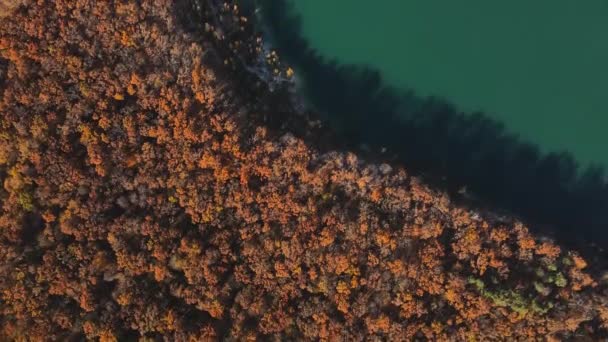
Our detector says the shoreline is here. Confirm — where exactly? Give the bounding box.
[242,0,608,260]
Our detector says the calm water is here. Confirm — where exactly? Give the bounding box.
[289,0,608,167]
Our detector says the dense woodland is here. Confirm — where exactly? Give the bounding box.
[0,1,607,340]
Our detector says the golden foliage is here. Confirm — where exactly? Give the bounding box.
[0,0,605,341]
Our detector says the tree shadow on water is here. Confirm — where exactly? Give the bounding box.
[255,0,608,258]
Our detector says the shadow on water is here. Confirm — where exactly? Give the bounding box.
[252,0,608,256]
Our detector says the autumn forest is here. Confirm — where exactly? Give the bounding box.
[0,0,607,340]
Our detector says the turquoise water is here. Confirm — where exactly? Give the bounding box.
[289,0,608,167]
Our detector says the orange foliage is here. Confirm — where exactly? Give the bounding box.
[0,0,605,341]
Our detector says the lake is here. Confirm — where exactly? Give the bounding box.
[250,0,608,248]
[288,0,608,168]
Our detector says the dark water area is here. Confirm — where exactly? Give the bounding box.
[245,0,608,256]
[292,0,608,169]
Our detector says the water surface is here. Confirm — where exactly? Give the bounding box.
[291,0,608,167]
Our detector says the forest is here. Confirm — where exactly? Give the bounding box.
[253,0,608,256]
[0,0,607,340]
